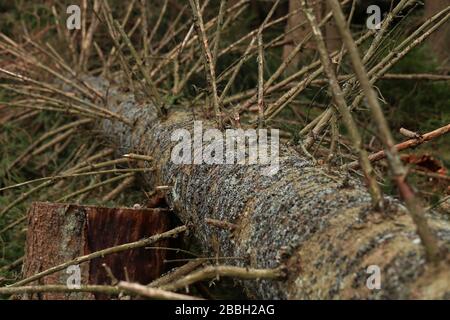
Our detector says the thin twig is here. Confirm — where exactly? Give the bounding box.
[113,20,164,116]
[0,285,121,296]
[160,265,285,292]
[148,260,204,288]
[119,281,202,300]
[212,0,228,67]
[9,226,187,287]
[205,218,237,231]
[257,31,265,128]
[189,0,222,126]
[348,123,450,169]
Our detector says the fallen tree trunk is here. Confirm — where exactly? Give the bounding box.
[87,77,449,299]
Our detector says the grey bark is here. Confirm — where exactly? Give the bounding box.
[86,77,449,299]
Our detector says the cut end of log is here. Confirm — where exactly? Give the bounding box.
[21,202,178,300]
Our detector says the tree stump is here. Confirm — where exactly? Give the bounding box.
[22,202,175,300]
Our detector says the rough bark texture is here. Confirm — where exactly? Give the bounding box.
[22,202,173,300]
[86,77,450,300]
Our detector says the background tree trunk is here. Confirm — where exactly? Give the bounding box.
[283,0,341,73]
[424,0,450,68]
